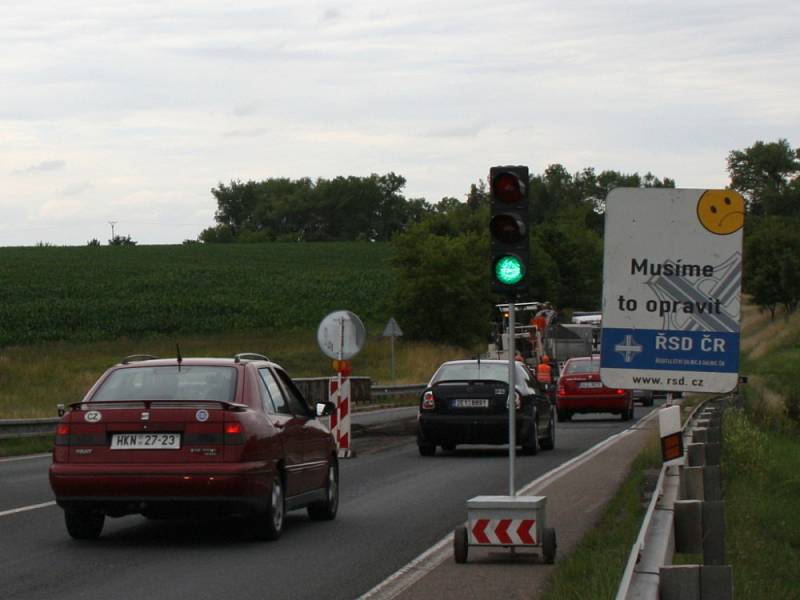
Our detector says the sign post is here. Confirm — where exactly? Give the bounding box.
[600,188,744,395]
[381,317,403,386]
[317,310,366,458]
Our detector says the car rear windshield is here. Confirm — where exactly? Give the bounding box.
[564,359,600,375]
[91,366,237,402]
[433,363,523,384]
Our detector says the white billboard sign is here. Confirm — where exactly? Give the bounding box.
[600,188,744,394]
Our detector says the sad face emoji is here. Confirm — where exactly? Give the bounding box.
[697,190,745,235]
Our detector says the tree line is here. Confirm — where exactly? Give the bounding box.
[200,139,799,344]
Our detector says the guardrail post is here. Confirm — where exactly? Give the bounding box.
[660,565,701,600]
[703,466,722,501]
[687,443,706,467]
[674,500,703,554]
[702,501,726,566]
[700,565,733,600]
[704,443,721,466]
[680,467,705,500]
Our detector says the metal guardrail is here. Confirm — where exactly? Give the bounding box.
[0,383,427,440]
[615,395,730,600]
[371,383,426,397]
[0,417,61,440]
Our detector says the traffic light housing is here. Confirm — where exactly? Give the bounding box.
[490,165,530,297]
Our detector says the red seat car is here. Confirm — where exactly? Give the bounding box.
[49,353,338,541]
[555,356,634,422]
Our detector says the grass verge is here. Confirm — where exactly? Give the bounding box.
[540,436,662,600]
[0,331,471,419]
[723,407,800,599]
[0,435,54,458]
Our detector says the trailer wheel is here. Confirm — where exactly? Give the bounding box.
[454,526,468,564]
[542,527,557,564]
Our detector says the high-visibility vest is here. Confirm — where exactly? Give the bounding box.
[536,362,552,384]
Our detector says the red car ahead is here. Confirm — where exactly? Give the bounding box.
[49,353,338,541]
[555,356,634,422]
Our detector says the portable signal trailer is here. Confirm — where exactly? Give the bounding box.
[453,495,556,564]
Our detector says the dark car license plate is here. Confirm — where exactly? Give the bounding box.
[451,398,489,409]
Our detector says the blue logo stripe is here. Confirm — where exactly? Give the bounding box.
[600,328,739,373]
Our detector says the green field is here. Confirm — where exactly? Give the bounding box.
[0,243,393,346]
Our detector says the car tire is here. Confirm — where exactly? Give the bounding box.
[623,400,634,421]
[521,415,539,455]
[254,474,285,541]
[540,412,556,451]
[453,525,468,564]
[307,460,339,521]
[64,509,104,540]
[542,527,557,564]
[418,439,436,456]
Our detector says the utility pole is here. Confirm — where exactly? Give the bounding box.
[108,221,118,242]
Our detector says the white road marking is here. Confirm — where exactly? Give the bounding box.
[0,501,57,518]
[0,453,51,463]
[357,410,659,600]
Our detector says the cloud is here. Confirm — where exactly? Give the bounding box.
[13,160,66,174]
[61,182,94,196]
[223,128,268,138]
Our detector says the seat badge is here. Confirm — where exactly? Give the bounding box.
[196,409,209,422]
[140,412,150,421]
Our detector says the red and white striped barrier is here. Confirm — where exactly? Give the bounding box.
[329,376,352,457]
[469,518,538,545]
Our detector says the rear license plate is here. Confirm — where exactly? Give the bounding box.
[452,399,489,408]
[579,382,603,389]
[110,433,181,450]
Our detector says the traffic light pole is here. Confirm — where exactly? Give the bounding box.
[507,301,516,497]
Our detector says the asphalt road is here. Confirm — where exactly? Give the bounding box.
[0,404,658,600]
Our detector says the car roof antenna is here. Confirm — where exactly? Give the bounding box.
[176,343,183,372]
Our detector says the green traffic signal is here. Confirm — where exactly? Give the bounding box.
[495,255,524,285]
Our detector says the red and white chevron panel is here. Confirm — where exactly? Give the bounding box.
[469,518,537,545]
[329,376,351,455]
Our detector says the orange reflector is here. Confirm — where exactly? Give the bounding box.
[660,432,684,462]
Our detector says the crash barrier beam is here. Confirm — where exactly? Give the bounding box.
[616,396,733,600]
[0,380,428,439]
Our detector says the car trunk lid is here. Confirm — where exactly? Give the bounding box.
[60,401,243,464]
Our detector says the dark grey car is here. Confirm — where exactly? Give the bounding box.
[416,359,555,456]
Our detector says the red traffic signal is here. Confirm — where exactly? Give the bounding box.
[491,172,526,204]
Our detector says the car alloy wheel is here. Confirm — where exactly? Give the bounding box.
[308,461,339,521]
[255,474,285,541]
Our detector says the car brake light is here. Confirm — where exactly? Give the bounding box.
[225,422,243,434]
[616,389,626,395]
[55,423,71,446]
[421,390,435,410]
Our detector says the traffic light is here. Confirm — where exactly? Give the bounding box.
[489,165,529,296]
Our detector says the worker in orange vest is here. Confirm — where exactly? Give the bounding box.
[536,355,553,385]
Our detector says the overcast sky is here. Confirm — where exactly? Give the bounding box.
[2,0,798,246]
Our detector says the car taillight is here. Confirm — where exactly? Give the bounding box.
[616,389,626,395]
[421,390,435,410]
[55,423,70,446]
[557,381,566,397]
[224,420,245,444]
